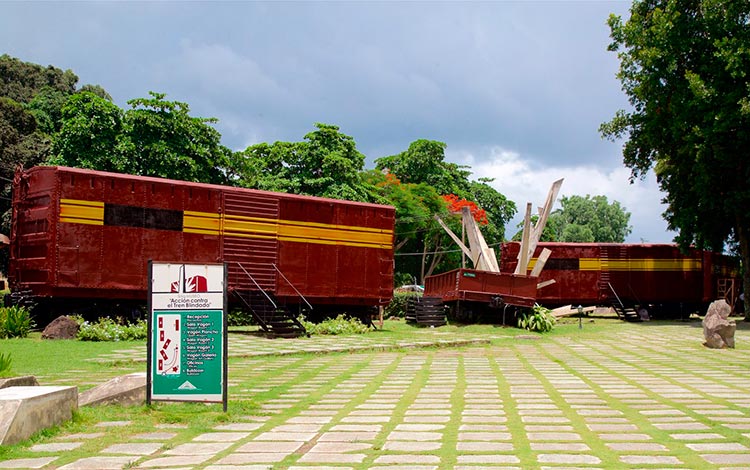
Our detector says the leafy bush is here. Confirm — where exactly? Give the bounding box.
[227,309,254,327]
[0,352,12,376]
[0,306,34,338]
[385,291,422,318]
[76,317,147,341]
[517,304,556,333]
[299,314,370,335]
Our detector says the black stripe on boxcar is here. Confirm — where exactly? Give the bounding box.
[104,204,183,231]
[543,258,580,270]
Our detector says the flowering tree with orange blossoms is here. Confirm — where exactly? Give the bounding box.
[441,194,488,225]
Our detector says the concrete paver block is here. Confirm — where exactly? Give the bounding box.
[0,386,77,445]
[0,376,39,389]
[57,456,138,470]
[78,372,145,407]
[0,457,57,469]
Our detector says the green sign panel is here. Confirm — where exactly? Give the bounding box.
[147,263,227,409]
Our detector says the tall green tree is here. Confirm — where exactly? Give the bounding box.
[235,123,370,201]
[50,92,124,172]
[120,92,232,184]
[375,139,471,195]
[600,0,750,318]
[51,91,233,185]
[554,195,632,242]
[512,194,631,243]
[375,140,516,281]
[363,170,449,283]
[0,54,77,103]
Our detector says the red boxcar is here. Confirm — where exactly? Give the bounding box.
[501,242,739,317]
[8,166,395,320]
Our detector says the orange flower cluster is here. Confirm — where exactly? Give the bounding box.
[441,194,488,225]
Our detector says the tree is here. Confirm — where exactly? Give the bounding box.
[375,140,516,282]
[512,195,632,243]
[364,170,448,282]
[553,195,632,242]
[121,92,232,185]
[51,91,233,185]
[0,54,77,104]
[375,139,471,195]
[235,123,371,201]
[600,1,750,318]
[49,92,124,172]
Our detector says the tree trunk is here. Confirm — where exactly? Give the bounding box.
[425,234,444,279]
[737,218,750,321]
[395,238,409,251]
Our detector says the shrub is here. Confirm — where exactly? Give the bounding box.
[228,309,254,327]
[517,304,556,333]
[299,314,370,335]
[76,317,147,341]
[385,291,422,318]
[0,306,34,338]
[0,352,11,376]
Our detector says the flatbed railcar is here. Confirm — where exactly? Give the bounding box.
[501,241,740,318]
[7,166,395,328]
[422,268,538,322]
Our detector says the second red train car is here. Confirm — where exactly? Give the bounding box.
[501,241,739,317]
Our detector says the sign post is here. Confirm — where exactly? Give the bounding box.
[147,262,228,411]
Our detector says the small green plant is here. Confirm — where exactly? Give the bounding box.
[0,306,34,338]
[517,304,556,333]
[298,314,371,335]
[384,291,422,318]
[76,317,147,341]
[227,309,254,327]
[0,352,12,376]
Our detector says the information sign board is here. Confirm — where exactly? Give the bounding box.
[147,262,227,410]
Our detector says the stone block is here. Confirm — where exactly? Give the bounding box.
[0,376,39,389]
[0,386,78,445]
[79,372,145,407]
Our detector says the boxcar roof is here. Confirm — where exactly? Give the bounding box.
[30,165,395,211]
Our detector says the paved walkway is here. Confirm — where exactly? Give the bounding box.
[2,321,750,469]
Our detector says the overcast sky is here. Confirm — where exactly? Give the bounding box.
[1,1,674,242]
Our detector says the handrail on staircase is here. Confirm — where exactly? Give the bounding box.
[272,263,313,311]
[608,282,626,319]
[236,262,276,309]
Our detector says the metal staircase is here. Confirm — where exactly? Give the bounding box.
[233,263,307,338]
[607,282,640,321]
[406,296,447,327]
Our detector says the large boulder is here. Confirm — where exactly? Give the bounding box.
[41,316,79,340]
[703,299,736,349]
